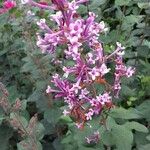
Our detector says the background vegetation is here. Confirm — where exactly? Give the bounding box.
[0,0,150,149]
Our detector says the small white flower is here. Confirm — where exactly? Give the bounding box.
[46,85,51,94]
[21,0,29,4]
[75,122,83,129]
[126,67,135,78]
[87,53,96,64]
[27,10,35,16]
[63,109,70,116]
[117,50,125,56]
[63,72,69,78]
[116,42,125,50]
[85,109,94,120]
[89,67,100,80]
[71,83,81,94]
[37,19,46,30]
[99,21,105,30]
[99,64,110,76]
[79,88,89,99]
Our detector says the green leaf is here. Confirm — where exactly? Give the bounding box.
[41,119,55,135]
[17,143,25,150]
[121,85,136,97]
[102,124,133,150]
[7,86,20,103]
[138,2,150,9]
[17,140,42,150]
[110,107,142,119]
[138,144,150,150]
[78,145,103,150]
[35,122,45,140]
[90,0,107,7]
[122,15,143,30]
[112,125,133,150]
[146,135,150,141]
[60,115,73,123]
[143,39,150,49]
[53,138,64,150]
[61,133,74,144]
[101,130,115,146]
[136,100,150,121]
[137,46,150,57]
[62,131,78,150]
[0,125,13,150]
[20,100,27,110]
[123,121,149,133]
[78,5,87,15]
[0,108,5,125]
[36,142,43,150]
[44,108,62,124]
[28,88,50,111]
[10,113,28,128]
[105,116,116,129]
[135,132,149,147]
[115,0,131,6]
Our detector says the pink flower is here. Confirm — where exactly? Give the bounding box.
[3,1,16,9]
[71,82,81,94]
[113,82,121,98]
[85,108,94,120]
[63,109,70,116]
[99,64,110,76]
[126,67,135,78]
[75,122,84,129]
[87,53,96,64]
[26,0,136,127]
[51,0,68,11]
[116,42,125,50]
[69,19,83,36]
[39,2,48,5]
[89,67,100,80]
[89,98,99,107]
[79,88,89,99]
[96,92,111,105]
[46,85,51,94]
[0,0,16,14]
[37,19,46,30]
[50,11,63,26]
[0,8,7,14]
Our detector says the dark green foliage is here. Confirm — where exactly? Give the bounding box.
[0,0,150,149]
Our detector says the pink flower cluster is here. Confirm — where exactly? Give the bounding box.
[0,0,16,14]
[28,0,135,127]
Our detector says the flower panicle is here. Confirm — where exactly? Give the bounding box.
[28,0,135,127]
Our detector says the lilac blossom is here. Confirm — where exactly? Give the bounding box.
[28,0,107,57]
[88,67,100,81]
[113,43,135,98]
[79,88,89,99]
[27,0,135,126]
[85,108,94,121]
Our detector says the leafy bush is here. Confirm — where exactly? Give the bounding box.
[0,0,150,150]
